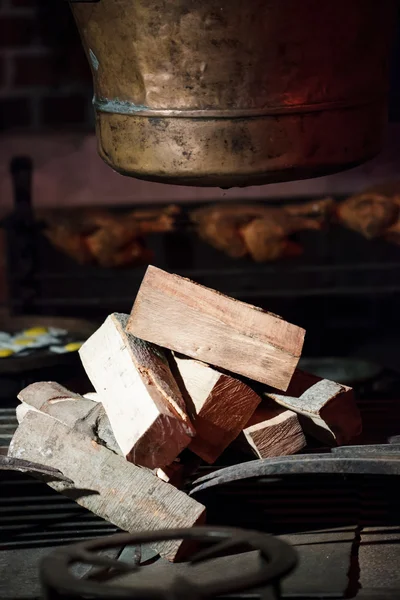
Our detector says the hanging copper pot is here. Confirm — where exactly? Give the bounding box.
[70,0,396,188]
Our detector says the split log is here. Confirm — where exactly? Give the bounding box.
[79,313,194,468]
[285,369,331,397]
[171,354,261,463]
[17,381,121,455]
[243,402,306,458]
[128,267,305,391]
[8,411,206,562]
[266,371,362,445]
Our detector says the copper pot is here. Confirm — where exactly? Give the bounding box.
[70,0,396,188]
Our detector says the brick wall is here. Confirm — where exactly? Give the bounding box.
[0,0,94,131]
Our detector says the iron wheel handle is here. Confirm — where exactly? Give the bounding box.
[40,526,297,600]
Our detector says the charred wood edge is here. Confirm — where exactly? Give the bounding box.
[76,402,122,456]
[0,454,72,482]
[190,443,400,495]
[40,526,297,599]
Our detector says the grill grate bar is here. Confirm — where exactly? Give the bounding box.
[0,406,18,448]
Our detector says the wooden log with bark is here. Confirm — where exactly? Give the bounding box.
[79,313,195,469]
[16,381,121,455]
[8,411,206,562]
[243,402,306,458]
[128,266,305,391]
[266,370,362,445]
[171,354,261,463]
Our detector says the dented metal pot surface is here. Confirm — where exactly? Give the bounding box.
[70,0,396,187]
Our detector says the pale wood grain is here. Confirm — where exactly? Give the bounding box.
[128,266,305,391]
[79,313,194,468]
[243,403,306,458]
[266,371,362,445]
[8,411,206,561]
[172,354,261,463]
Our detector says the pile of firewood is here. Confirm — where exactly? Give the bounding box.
[8,266,362,561]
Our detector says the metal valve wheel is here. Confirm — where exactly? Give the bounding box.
[40,526,297,600]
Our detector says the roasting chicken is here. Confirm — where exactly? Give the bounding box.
[190,198,334,262]
[41,205,180,267]
[336,192,400,239]
[338,182,400,245]
[41,188,400,269]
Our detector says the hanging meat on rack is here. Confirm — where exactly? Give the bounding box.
[360,182,400,246]
[189,205,250,258]
[40,205,180,267]
[240,216,303,262]
[336,192,400,239]
[44,224,93,265]
[190,198,334,262]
